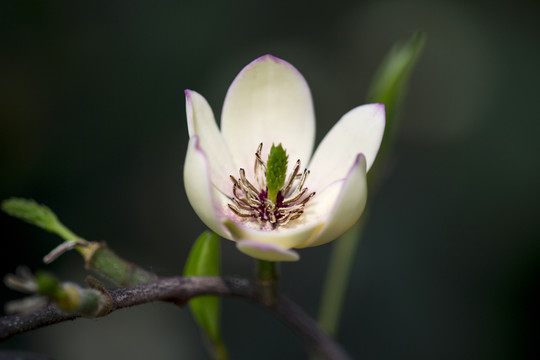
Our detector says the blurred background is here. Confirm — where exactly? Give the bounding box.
[1,0,539,359]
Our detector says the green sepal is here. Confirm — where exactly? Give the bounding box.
[266,144,288,203]
[183,231,227,359]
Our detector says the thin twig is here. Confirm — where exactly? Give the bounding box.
[1,276,350,360]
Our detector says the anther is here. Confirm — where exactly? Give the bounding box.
[239,169,259,194]
[228,204,252,218]
[281,160,301,196]
[233,198,253,211]
[228,144,315,229]
[282,188,308,206]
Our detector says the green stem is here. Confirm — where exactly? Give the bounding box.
[204,335,229,360]
[256,260,279,306]
[87,244,158,286]
[317,33,425,337]
[53,222,80,243]
[318,218,365,336]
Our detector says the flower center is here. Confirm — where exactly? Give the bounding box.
[228,143,315,229]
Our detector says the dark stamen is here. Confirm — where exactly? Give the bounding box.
[228,144,315,229]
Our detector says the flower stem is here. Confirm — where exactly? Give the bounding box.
[318,218,365,336]
[256,260,279,306]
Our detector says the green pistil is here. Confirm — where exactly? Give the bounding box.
[266,143,288,203]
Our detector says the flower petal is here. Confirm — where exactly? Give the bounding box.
[185,90,237,195]
[236,240,299,262]
[299,154,368,248]
[222,217,323,250]
[308,103,385,190]
[184,136,231,239]
[221,55,315,179]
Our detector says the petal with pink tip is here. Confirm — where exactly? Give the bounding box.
[299,154,368,248]
[223,217,323,251]
[308,103,385,190]
[236,240,299,261]
[221,55,315,179]
[185,90,237,195]
[184,136,231,239]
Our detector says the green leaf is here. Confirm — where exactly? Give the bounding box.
[318,32,426,337]
[266,143,288,203]
[2,198,59,233]
[184,231,227,359]
[1,198,79,242]
[366,31,426,183]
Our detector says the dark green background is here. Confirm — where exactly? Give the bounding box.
[1,0,539,359]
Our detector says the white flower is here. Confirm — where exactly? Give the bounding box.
[184,55,385,261]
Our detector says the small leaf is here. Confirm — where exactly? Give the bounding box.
[184,231,220,281]
[1,198,79,242]
[184,231,227,359]
[2,198,59,233]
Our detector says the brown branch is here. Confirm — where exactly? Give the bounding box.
[1,276,351,360]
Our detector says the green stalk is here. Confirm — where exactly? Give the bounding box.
[316,32,425,337]
[87,245,158,286]
[318,219,365,336]
[256,260,279,306]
